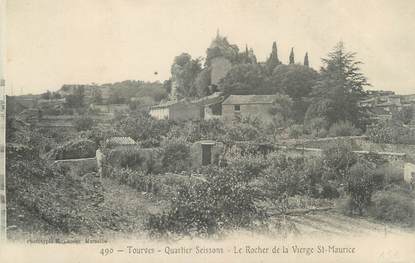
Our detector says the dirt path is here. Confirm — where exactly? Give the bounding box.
[285,210,415,238]
[99,178,169,238]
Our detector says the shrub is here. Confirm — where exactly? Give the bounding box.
[288,124,304,139]
[367,121,415,144]
[328,120,361,137]
[344,162,376,215]
[47,139,97,160]
[146,166,267,238]
[392,106,414,125]
[320,184,340,199]
[74,116,95,131]
[305,117,329,138]
[374,163,403,186]
[370,190,415,226]
[322,141,357,179]
[106,147,163,174]
[110,168,162,194]
[227,154,271,181]
[162,140,191,173]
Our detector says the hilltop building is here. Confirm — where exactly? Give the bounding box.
[359,90,415,121]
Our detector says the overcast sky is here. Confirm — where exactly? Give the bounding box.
[5,0,415,95]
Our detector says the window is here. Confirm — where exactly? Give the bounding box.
[234,105,240,111]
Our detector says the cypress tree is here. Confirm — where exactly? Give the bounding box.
[289,47,295,64]
[266,41,281,73]
[304,52,309,67]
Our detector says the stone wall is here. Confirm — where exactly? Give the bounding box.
[281,136,415,162]
[53,158,97,177]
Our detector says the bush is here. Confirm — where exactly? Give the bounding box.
[305,117,329,138]
[367,121,415,144]
[110,168,162,194]
[320,184,340,199]
[227,154,271,181]
[47,139,97,160]
[344,162,376,215]
[146,166,267,238]
[288,124,304,139]
[106,147,163,174]
[370,190,415,226]
[373,163,403,186]
[328,120,361,137]
[74,116,95,131]
[322,141,357,179]
[162,140,191,173]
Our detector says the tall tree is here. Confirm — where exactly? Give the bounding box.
[271,64,319,122]
[171,53,202,98]
[220,64,270,95]
[289,48,295,64]
[306,42,369,127]
[304,52,309,67]
[265,41,281,73]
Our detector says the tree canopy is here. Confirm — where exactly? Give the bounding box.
[306,42,369,127]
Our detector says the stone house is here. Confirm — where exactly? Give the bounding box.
[222,95,278,124]
[192,92,226,120]
[149,100,200,121]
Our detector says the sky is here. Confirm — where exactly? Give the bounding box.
[4,0,415,95]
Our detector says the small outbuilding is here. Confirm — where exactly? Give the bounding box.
[105,136,137,149]
[190,140,223,167]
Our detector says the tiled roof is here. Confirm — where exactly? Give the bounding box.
[192,92,225,106]
[150,100,183,109]
[106,137,136,145]
[222,95,277,105]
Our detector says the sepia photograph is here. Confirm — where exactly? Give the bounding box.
[1,0,415,262]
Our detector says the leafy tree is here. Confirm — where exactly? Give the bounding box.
[289,48,295,64]
[74,116,95,132]
[322,141,357,180]
[344,161,376,215]
[304,52,309,67]
[270,64,318,122]
[64,86,85,108]
[107,90,125,104]
[307,42,369,128]
[271,64,318,99]
[392,106,414,125]
[269,93,294,128]
[114,111,170,147]
[219,64,270,95]
[171,53,202,98]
